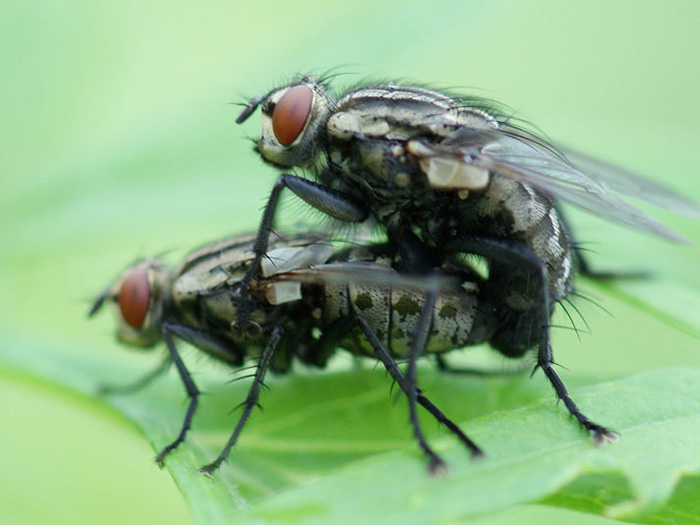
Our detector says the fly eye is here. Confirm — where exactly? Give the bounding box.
[118,266,150,330]
[272,85,313,146]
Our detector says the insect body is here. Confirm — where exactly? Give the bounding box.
[90,232,498,473]
[236,76,700,445]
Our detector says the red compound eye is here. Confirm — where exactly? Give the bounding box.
[272,85,313,146]
[118,266,150,330]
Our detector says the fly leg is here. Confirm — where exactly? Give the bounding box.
[529,251,618,443]
[90,288,173,394]
[304,308,483,464]
[155,323,202,466]
[199,325,283,477]
[446,234,616,443]
[355,304,483,472]
[154,323,244,465]
[234,174,368,332]
[573,247,648,281]
[405,291,446,472]
[97,355,171,395]
[435,355,530,377]
[348,269,482,472]
[538,345,616,444]
[557,205,647,280]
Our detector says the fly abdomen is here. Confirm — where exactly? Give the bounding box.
[321,267,489,359]
[455,176,574,355]
[462,175,574,299]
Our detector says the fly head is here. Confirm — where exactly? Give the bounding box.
[90,259,173,348]
[237,76,331,168]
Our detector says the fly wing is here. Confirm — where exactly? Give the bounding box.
[478,135,692,243]
[415,122,696,243]
[557,146,700,218]
[266,263,463,295]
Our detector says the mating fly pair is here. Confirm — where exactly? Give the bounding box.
[93,74,699,474]
[91,232,498,474]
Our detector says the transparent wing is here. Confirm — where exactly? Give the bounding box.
[438,128,697,243]
[557,146,700,218]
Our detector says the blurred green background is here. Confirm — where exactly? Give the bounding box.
[1,0,699,523]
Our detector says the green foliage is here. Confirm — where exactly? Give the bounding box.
[4,335,700,524]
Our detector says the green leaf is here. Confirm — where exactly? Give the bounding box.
[4,332,700,523]
[236,369,700,524]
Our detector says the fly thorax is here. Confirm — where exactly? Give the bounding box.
[326,101,442,195]
[327,132,423,195]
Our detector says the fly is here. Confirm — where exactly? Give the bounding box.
[235,75,700,448]
[90,232,500,474]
